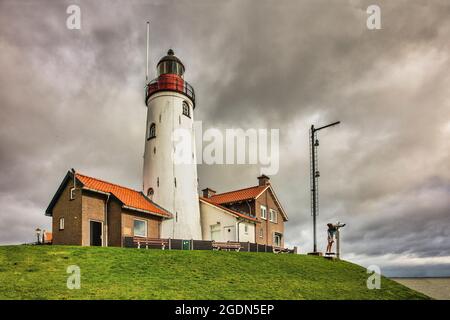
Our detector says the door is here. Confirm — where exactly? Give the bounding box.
[223,226,236,242]
[182,240,191,250]
[90,221,102,246]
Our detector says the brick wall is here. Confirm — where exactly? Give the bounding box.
[122,209,161,241]
[254,189,285,247]
[107,198,122,247]
[52,180,82,245]
[81,190,106,246]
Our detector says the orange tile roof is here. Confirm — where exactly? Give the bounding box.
[200,197,258,222]
[76,173,171,218]
[209,185,268,204]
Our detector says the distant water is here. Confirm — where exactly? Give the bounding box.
[391,277,450,300]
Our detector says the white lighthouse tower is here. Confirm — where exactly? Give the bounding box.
[143,49,202,240]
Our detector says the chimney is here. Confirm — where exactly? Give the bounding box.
[257,174,270,186]
[202,188,216,198]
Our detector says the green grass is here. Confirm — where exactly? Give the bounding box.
[0,245,429,300]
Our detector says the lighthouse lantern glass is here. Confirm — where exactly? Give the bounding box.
[157,61,184,77]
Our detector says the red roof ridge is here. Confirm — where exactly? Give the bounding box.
[211,184,266,197]
[46,170,172,218]
[75,172,139,193]
[74,171,171,218]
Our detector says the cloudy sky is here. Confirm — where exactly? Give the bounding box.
[1,0,449,277]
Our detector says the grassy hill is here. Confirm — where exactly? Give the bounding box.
[0,245,429,300]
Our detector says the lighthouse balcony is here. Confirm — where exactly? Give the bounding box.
[146,75,195,106]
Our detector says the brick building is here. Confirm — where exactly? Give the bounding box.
[45,171,288,247]
[200,175,288,247]
[45,170,171,246]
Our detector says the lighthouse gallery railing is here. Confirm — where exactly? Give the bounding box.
[145,77,195,106]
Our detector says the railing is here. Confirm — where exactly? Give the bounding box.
[145,77,195,106]
[123,237,297,254]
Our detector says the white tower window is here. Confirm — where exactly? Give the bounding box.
[147,187,154,200]
[147,123,156,140]
[182,101,190,118]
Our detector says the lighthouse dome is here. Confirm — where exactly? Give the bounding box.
[157,49,185,77]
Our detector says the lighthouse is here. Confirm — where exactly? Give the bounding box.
[143,49,202,240]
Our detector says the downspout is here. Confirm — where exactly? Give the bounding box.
[265,193,269,246]
[246,200,252,215]
[246,200,254,243]
[236,219,244,242]
[104,194,110,247]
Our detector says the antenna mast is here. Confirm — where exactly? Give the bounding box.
[146,21,150,82]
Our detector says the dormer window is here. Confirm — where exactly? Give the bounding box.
[182,101,190,118]
[147,123,156,140]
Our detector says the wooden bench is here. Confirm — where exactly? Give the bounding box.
[273,246,292,254]
[133,237,170,250]
[212,241,241,252]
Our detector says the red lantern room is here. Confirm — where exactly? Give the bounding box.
[146,49,195,107]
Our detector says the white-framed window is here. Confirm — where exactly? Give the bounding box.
[147,123,156,140]
[273,233,282,247]
[259,228,263,238]
[244,224,248,234]
[260,205,267,220]
[59,217,65,230]
[133,219,147,237]
[269,209,277,223]
[182,101,190,118]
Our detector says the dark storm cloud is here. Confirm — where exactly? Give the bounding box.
[1,0,449,276]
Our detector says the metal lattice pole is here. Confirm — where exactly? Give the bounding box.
[310,125,318,253]
[308,121,340,254]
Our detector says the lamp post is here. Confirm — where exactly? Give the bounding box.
[309,121,340,254]
[35,228,41,245]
